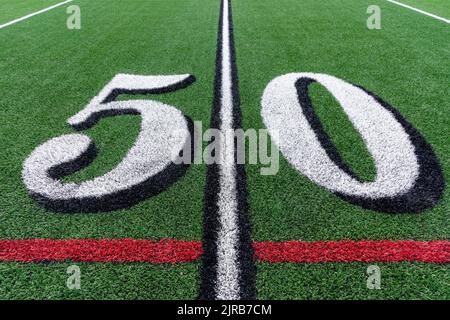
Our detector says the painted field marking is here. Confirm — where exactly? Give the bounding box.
[200,0,255,300]
[0,239,449,264]
[0,0,74,30]
[387,0,450,24]
[213,0,241,300]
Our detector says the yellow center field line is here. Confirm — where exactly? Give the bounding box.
[387,0,450,24]
[0,0,74,30]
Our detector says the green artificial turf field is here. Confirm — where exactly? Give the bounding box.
[0,0,448,300]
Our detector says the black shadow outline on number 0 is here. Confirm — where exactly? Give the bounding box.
[295,78,444,213]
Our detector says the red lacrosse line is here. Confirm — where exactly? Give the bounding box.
[0,239,448,264]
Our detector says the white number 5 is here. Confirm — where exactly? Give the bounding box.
[22,74,195,212]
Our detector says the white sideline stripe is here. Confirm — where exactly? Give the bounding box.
[215,0,240,300]
[387,0,450,24]
[0,0,74,30]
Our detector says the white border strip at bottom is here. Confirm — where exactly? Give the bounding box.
[0,0,74,30]
[387,0,450,24]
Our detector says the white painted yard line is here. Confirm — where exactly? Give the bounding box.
[387,0,450,24]
[0,0,74,30]
[215,0,241,300]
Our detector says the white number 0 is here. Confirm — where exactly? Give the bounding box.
[261,73,443,213]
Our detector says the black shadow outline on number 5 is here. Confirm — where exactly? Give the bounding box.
[295,78,445,213]
[29,76,196,213]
